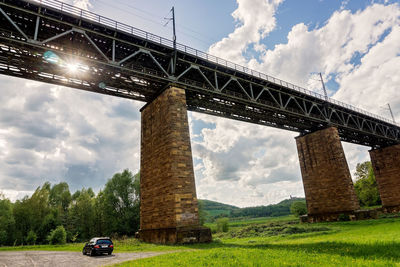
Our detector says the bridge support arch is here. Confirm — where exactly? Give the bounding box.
[138,85,211,244]
[296,127,360,222]
[370,144,400,213]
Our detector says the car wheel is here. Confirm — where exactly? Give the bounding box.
[90,249,96,256]
[82,249,86,255]
[108,251,112,255]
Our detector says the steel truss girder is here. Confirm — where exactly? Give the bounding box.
[0,0,399,148]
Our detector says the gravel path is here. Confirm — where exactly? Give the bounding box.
[0,250,177,267]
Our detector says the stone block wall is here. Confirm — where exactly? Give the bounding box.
[139,86,211,243]
[370,144,400,211]
[296,127,360,219]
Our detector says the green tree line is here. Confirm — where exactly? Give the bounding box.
[0,161,381,245]
[228,198,304,219]
[0,169,140,246]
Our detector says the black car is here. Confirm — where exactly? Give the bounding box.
[82,237,114,256]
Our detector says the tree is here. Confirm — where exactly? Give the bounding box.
[67,188,95,241]
[12,183,60,244]
[26,230,37,245]
[290,201,307,217]
[0,196,15,246]
[29,183,56,243]
[216,218,229,232]
[5,171,142,245]
[13,197,31,245]
[92,190,107,237]
[133,172,140,196]
[354,161,381,207]
[47,226,66,245]
[198,200,208,226]
[49,182,71,212]
[354,162,370,180]
[101,169,140,236]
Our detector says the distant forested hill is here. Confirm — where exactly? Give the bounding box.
[199,197,305,221]
[198,199,239,217]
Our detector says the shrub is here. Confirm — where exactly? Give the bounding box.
[290,201,307,217]
[0,230,7,246]
[338,213,350,221]
[216,218,229,233]
[282,226,306,235]
[26,230,37,245]
[210,226,217,234]
[66,231,79,243]
[47,226,67,245]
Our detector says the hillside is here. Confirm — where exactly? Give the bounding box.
[198,199,239,217]
[199,197,305,220]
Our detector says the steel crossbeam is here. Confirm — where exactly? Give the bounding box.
[0,0,399,148]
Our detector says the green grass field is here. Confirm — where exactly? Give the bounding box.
[2,216,400,266]
[205,215,296,229]
[116,217,400,266]
[0,238,188,253]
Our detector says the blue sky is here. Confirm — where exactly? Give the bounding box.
[88,0,398,54]
[0,0,399,206]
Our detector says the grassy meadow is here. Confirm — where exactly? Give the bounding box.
[0,238,188,253]
[116,215,400,266]
[2,215,400,266]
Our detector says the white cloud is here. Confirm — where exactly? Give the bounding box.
[2,1,399,207]
[334,24,400,115]
[72,0,92,10]
[0,76,143,195]
[1,189,34,202]
[246,3,400,100]
[191,112,302,207]
[194,2,400,206]
[208,0,283,64]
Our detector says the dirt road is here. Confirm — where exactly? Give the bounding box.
[0,250,175,267]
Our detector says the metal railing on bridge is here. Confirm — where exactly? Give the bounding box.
[29,0,396,126]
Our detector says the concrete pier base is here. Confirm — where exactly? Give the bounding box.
[138,226,212,244]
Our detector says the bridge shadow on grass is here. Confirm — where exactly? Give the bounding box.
[196,241,400,261]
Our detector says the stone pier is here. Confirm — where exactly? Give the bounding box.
[370,144,400,213]
[296,127,360,222]
[138,86,211,244]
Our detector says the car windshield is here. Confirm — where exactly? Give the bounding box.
[96,239,112,244]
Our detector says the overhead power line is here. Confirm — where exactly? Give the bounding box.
[95,0,218,46]
[113,0,217,42]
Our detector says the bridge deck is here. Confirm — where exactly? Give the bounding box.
[0,0,399,147]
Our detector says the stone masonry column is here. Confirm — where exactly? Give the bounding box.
[138,86,211,244]
[296,127,360,222]
[370,144,400,213]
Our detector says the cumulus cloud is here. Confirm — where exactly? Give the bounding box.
[208,0,283,64]
[334,24,400,115]
[0,189,34,202]
[0,76,142,195]
[72,0,92,10]
[190,112,302,207]
[2,1,399,207]
[194,1,400,206]
[247,3,400,103]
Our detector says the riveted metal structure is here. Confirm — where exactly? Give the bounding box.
[0,0,399,148]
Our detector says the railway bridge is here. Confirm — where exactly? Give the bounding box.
[1,0,399,244]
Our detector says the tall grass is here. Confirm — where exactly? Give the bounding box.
[115,217,400,266]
